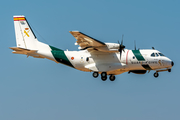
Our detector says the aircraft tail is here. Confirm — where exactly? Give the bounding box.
[11,15,53,59]
[13,15,38,50]
[11,15,73,66]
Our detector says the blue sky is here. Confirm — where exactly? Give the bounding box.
[0,0,179,120]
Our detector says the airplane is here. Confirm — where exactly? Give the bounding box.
[10,15,174,81]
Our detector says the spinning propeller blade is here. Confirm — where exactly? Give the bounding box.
[118,34,125,60]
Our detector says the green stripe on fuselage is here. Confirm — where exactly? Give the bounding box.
[132,50,152,70]
[132,50,145,61]
[50,46,74,68]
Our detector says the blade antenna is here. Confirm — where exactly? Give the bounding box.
[134,40,136,50]
[121,34,124,45]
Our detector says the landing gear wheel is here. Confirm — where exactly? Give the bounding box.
[101,72,107,77]
[109,75,116,81]
[93,72,99,78]
[154,72,159,78]
[101,72,107,81]
[101,76,107,81]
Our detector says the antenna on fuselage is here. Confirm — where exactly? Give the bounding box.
[152,47,155,50]
[134,40,136,50]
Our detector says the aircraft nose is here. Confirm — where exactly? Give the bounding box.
[171,61,174,67]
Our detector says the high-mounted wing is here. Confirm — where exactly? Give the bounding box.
[69,31,106,50]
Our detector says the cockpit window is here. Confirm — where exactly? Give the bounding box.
[155,53,159,57]
[158,53,165,56]
[151,53,155,57]
[151,52,165,57]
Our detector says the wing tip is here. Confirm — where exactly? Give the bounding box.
[69,31,80,33]
[13,15,25,17]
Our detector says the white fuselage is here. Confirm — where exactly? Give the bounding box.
[64,49,172,75]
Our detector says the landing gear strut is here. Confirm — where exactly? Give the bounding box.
[154,72,159,78]
[93,72,99,78]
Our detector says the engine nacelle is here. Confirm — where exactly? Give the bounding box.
[129,70,147,74]
[105,43,119,49]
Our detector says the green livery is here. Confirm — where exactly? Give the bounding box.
[132,50,145,61]
[50,46,74,68]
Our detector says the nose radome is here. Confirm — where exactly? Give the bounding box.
[171,61,174,67]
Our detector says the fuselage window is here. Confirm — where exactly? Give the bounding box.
[151,53,155,57]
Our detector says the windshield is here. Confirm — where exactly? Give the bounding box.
[155,53,159,57]
[151,52,165,57]
[158,53,165,56]
[151,53,155,57]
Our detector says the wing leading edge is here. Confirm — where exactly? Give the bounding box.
[69,31,106,49]
[70,31,120,53]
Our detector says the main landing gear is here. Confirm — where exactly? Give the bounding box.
[93,72,99,78]
[101,72,107,81]
[92,72,116,81]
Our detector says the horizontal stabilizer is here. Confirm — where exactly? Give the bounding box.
[10,47,45,58]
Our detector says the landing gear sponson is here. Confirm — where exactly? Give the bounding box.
[92,72,116,81]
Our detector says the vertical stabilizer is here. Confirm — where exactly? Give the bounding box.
[14,15,38,50]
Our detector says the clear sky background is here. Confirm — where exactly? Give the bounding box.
[0,0,179,120]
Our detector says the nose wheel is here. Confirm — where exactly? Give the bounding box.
[154,72,159,78]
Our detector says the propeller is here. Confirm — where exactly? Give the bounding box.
[118,34,125,59]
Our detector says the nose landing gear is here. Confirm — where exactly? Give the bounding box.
[154,72,159,78]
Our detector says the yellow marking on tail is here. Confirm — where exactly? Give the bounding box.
[24,30,30,37]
